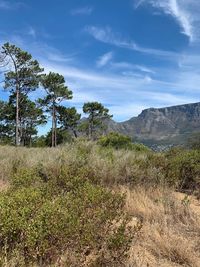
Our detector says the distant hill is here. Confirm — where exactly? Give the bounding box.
[106,102,200,146]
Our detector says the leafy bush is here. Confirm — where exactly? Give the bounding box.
[11,168,42,188]
[98,132,132,149]
[131,142,151,152]
[166,149,200,191]
[98,132,150,152]
[0,168,134,266]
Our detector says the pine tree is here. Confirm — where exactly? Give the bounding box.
[2,43,44,146]
[40,72,73,147]
[83,102,112,139]
[57,106,81,138]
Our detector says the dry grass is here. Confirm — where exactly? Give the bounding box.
[123,186,200,267]
[0,142,149,186]
[0,143,200,266]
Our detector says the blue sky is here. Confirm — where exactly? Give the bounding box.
[0,0,200,124]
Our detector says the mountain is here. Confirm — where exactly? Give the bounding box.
[106,102,200,146]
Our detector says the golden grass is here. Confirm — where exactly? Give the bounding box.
[0,143,200,266]
[123,186,200,267]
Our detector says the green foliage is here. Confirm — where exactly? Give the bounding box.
[45,128,72,146]
[0,163,133,266]
[2,42,43,95]
[83,102,112,139]
[99,132,150,152]
[32,135,47,147]
[57,106,81,138]
[40,72,73,147]
[11,168,42,188]
[99,132,132,149]
[1,42,44,146]
[166,149,200,190]
[40,72,72,104]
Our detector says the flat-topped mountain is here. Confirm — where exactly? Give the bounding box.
[107,102,200,146]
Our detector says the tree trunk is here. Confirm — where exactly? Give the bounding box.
[55,110,57,147]
[15,87,20,146]
[73,129,78,138]
[51,105,55,147]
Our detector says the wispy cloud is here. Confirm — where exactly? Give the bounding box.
[111,61,155,74]
[27,26,36,38]
[0,0,25,10]
[0,0,10,9]
[1,34,199,121]
[135,0,200,42]
[71,6,93,16]
[85,25,180,59]
[96,51,113,67]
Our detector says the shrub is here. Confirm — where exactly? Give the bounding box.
[98,132,150,152]
[131,143,151,152]
[0,169,134,266]
[11,168,42,188]
[166,150,200,191]
[98,132,132,149]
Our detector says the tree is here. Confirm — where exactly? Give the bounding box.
[83,102,112,139]
[2,43,44,146]
[0,94,46,146]
[0,100,13,144]
[40,72,73,147]
[57,106,81,138]
[12,94,47,146]
[44,128,72,147]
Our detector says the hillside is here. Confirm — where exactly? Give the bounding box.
[107,102,200,146]
[0,142,200,266]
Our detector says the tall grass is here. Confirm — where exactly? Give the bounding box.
[0,140,200,266]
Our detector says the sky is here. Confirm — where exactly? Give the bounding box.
[0,0,200,124]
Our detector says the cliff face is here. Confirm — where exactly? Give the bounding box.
[107,102,200,145]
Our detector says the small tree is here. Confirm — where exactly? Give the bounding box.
[57,106,81,138]
[40,72,73,147]
[0,100,13,144]
[15,95,47,146]
[2,43,44,146]
[0,94,46,146]
[83,102,112,139]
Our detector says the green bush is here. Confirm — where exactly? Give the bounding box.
[98,132,132,149]
[166,149,200,191]
[98,132,150,152]
[11,168,42,188]
[0,168,133,266]
[131,142,151,152]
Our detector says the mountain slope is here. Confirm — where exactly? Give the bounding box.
[107,102,200,145]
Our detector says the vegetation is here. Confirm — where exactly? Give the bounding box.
[57,106,81,138]
[82,102,112,139]
[0,141,199,266]
[1,43,200,267]
[98,132,150,152]
[39,72,73,147]
[0,43,113,147]
[2,43,44,146]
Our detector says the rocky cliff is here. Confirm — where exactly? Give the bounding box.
[107,102,200,146]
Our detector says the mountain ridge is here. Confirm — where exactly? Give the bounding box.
[106,102,200,146]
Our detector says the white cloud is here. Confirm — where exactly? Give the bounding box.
[28,27,36,38]
[96,52,113,67]
[0,0,25,10]
[0,0,10,9]
[85,26,180,59]
[111,61,155,74]
[135,0,200,42]
[1,35,199,121]
[71,6,93,16]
